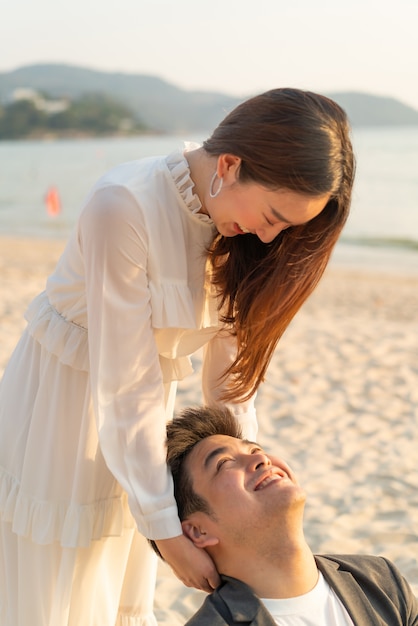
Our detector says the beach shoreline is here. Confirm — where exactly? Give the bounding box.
[1,235,417,622]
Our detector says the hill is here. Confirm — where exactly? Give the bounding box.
[327,91,418,126]
[1,64,418,133]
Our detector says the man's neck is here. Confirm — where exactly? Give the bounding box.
[215,539,318,599]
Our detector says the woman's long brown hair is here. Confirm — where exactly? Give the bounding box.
[203,88,356,402]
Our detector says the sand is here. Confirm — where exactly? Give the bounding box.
[1,235,417,623]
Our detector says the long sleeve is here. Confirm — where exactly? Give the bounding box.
[201,329,258,441]
[79,184,182,540]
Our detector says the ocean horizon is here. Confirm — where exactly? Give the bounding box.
[1,127,417,275]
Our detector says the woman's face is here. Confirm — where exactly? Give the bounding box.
[204,154,329,243]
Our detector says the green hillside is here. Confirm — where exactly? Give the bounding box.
[1,64,418,135]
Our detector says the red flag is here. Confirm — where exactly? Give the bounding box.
[45,186,61,217]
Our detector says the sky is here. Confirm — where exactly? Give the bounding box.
[2,0,418,110]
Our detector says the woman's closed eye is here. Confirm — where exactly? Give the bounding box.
[264,213,294,231]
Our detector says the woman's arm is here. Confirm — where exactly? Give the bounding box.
[80,184,180,538]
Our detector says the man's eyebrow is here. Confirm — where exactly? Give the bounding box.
[243,439,258,446]
[270,206,292,224]
[204,446,228,469]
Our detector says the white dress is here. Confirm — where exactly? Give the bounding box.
[0,146,257,626]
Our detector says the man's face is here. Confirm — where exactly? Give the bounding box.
[184,435,305,546]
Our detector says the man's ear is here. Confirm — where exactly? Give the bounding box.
[182,518,220,549]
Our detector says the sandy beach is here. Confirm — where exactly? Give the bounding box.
[1,235,417,623]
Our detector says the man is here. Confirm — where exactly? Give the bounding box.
[152,405,418,625]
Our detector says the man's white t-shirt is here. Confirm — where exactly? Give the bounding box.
[261,572,354,625]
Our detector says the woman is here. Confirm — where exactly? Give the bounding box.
[0,88,355,625]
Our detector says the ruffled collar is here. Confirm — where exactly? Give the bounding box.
[165,142,214,225]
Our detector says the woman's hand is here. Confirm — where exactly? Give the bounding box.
[155,535,220,593]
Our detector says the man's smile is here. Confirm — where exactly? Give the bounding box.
[254,470,288,491]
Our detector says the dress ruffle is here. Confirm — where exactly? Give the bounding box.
[149,278,219,330]
[25,291,89,372]
[116,614,157,626]
[165,143,214,223]
[0,466,135,548]
[24,288,219,385]
[158,355,194,383]
[149,280,197,329]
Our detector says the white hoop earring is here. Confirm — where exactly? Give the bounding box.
[209,171,223,198]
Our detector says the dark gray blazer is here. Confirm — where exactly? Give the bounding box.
[185,555,418,625]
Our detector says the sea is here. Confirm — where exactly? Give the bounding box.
[0,127,417,275]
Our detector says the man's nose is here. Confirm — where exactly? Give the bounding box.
[248,452,271,470]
